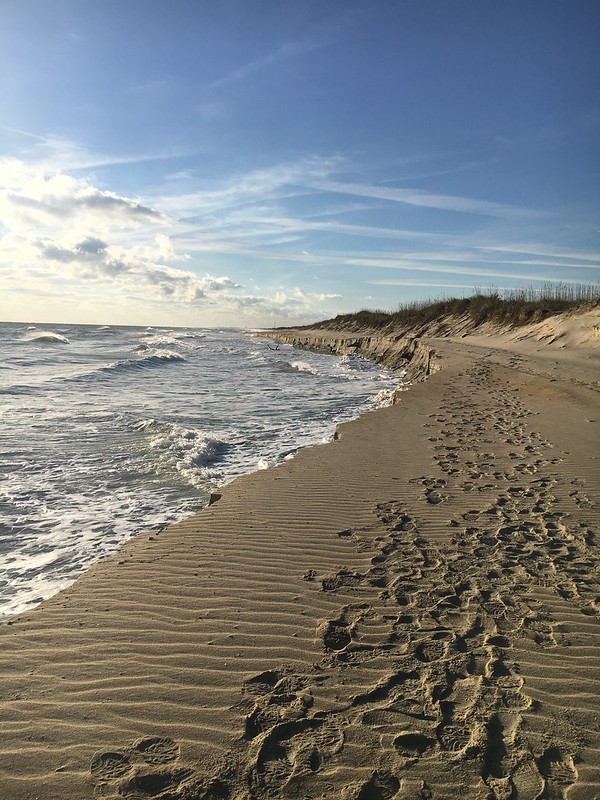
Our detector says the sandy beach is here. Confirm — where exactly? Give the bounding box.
[0,311,598,799]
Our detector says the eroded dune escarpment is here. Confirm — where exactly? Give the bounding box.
[258,330,439,383]
[258,305,600,377]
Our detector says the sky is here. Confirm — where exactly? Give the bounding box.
[0,0,599,327]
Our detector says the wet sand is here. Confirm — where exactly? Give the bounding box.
[0,319,598,799]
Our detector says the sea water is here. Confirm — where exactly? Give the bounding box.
[0,322,399,620]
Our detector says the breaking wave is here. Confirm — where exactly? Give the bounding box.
[24,330,70,344]
[133,419,229,488]
[101,350,186,374]
[272,359,318,375]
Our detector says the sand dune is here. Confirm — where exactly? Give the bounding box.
[0,309,598,799]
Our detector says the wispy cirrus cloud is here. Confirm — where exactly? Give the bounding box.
[0,125,199,173]
[169,202,598,278]
[366,279,490,290]
[203,37,326,92]
[339,255,594,285]
[310,179,551,220]
[473,242,600,264]
[228,246,598,286]
[153,158,550,224]
[153,157,341,217]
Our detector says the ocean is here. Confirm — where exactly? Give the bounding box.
[0,322,398,620]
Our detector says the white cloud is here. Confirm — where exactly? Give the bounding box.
[0,161,163,235]
[474,242,600,264]
[0,157,346,325]
[3,143,592,327]
[273,287,342,307]
[153,157,340,218]
[342,255,594,285]
[311,179,550,220]
[203,38,324,91]
[0,126,198,173]
[165,169,194,181]
[0,158,247,312]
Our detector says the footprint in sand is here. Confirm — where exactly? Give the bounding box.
[536,746,578,799]
[321,568,364,592]
[425,488,447,505]
[90,735,190,799]
[351,667,420,709]
[409,475,449,505]
[132,736,180,765]
[117,766,193,798]
[90,750,132,783]
[344,769,400,799]
[393,731,436,757]
[242,668,287,695]
[413,638,449,663]
[251,717,344,797]
[317,604,370,651]
[242,670,314,741]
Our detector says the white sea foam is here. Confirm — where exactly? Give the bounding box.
[290,360,318,374]
[272,359,318,375]
[131,418,157,431]
[141,334,184,348]
[175,331,207,341]
[24,330,70,344]
[140,420,229,488]
[368,388,395,407]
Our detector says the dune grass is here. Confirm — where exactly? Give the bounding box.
[301,283,600,333]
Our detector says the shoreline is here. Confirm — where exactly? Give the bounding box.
[1,329,397,623]
[0,316,598,798]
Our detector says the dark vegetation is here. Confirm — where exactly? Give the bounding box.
[295,284,600,334]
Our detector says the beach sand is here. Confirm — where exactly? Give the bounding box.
[0,315,598,799]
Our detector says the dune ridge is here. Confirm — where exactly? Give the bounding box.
[0,307,598,799]
[258,305,600,378]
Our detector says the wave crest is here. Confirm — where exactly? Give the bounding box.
[24,330,70,344]
[102,350,186,374]
[272,359,318,375]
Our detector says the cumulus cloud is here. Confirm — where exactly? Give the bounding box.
[39,236,108,263]
[0,155,349,325]
[241,286,343,322]
[276,287,342,306]
[36,232,242,303]
[76,236,108,255]
[0,158,251,311]
[0,164,162,233]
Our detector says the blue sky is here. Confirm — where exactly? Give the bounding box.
[0,0,598,326]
